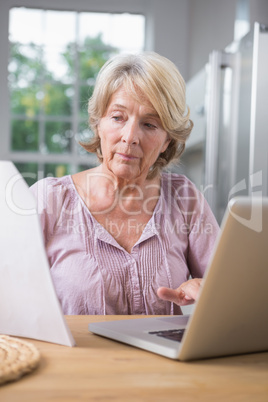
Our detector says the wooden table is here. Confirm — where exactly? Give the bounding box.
[1,315,268,401]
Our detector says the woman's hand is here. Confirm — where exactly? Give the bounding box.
[157,278,202,306]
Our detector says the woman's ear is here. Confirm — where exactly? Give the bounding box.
[160,137,171,154]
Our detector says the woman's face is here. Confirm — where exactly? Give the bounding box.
[97,86,170,182]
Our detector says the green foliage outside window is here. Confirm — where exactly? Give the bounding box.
[9,34,117,155]
[14,162,38,187]
[14,162,70,186]
[11,119,39,151]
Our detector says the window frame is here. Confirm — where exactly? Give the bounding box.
[0,0,150,175]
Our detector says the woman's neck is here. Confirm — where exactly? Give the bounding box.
[72,165,162,217]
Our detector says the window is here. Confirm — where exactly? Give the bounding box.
[8,7,145,184]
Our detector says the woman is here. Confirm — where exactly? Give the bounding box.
[30,52,219,315]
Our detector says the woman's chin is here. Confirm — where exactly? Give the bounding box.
[110,165,141,182]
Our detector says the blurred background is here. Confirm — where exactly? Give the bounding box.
[0,0,267,223]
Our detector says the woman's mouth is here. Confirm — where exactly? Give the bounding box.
[116,153,139,161]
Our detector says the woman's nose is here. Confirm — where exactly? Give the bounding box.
[121,120,140,145]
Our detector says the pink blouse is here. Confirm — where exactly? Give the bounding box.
[30,173,219,315]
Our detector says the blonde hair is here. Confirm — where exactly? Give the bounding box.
[81,52,193,179]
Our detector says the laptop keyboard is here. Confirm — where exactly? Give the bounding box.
[148,328,185,342]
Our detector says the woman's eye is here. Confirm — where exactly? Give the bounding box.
[112,115,123,122]
[144,122,157,129]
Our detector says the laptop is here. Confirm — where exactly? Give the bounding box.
[0,161,75,346]
[89,196,268,361]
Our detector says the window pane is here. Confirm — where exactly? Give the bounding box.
[8,7,145,165]
[9,8,43,45]
[78,35,117,81]
[10,83,41,117]
[79,12,145,53]
[78,164,95,172]
[43,11,76,48]
[44,46,74,84]
[44,163,70,178]
[79,84,93,118]
[14,162,38,186]
[9,43,44,117]
[43,82,73,116]
[103,13,145,52]
[45,122,72,153]
[76,123,94,155]
[11,119,39,151]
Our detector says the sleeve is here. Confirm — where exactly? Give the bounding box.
[176,176,220,278]
[29,178,62,245]
[187,194,220,278]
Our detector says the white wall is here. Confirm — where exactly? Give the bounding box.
[147,0,190,79]
[188,0,237,78]
[250,0,268,26]
[188,0,268,79]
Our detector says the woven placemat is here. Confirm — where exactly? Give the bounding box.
[0,335,40,385]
